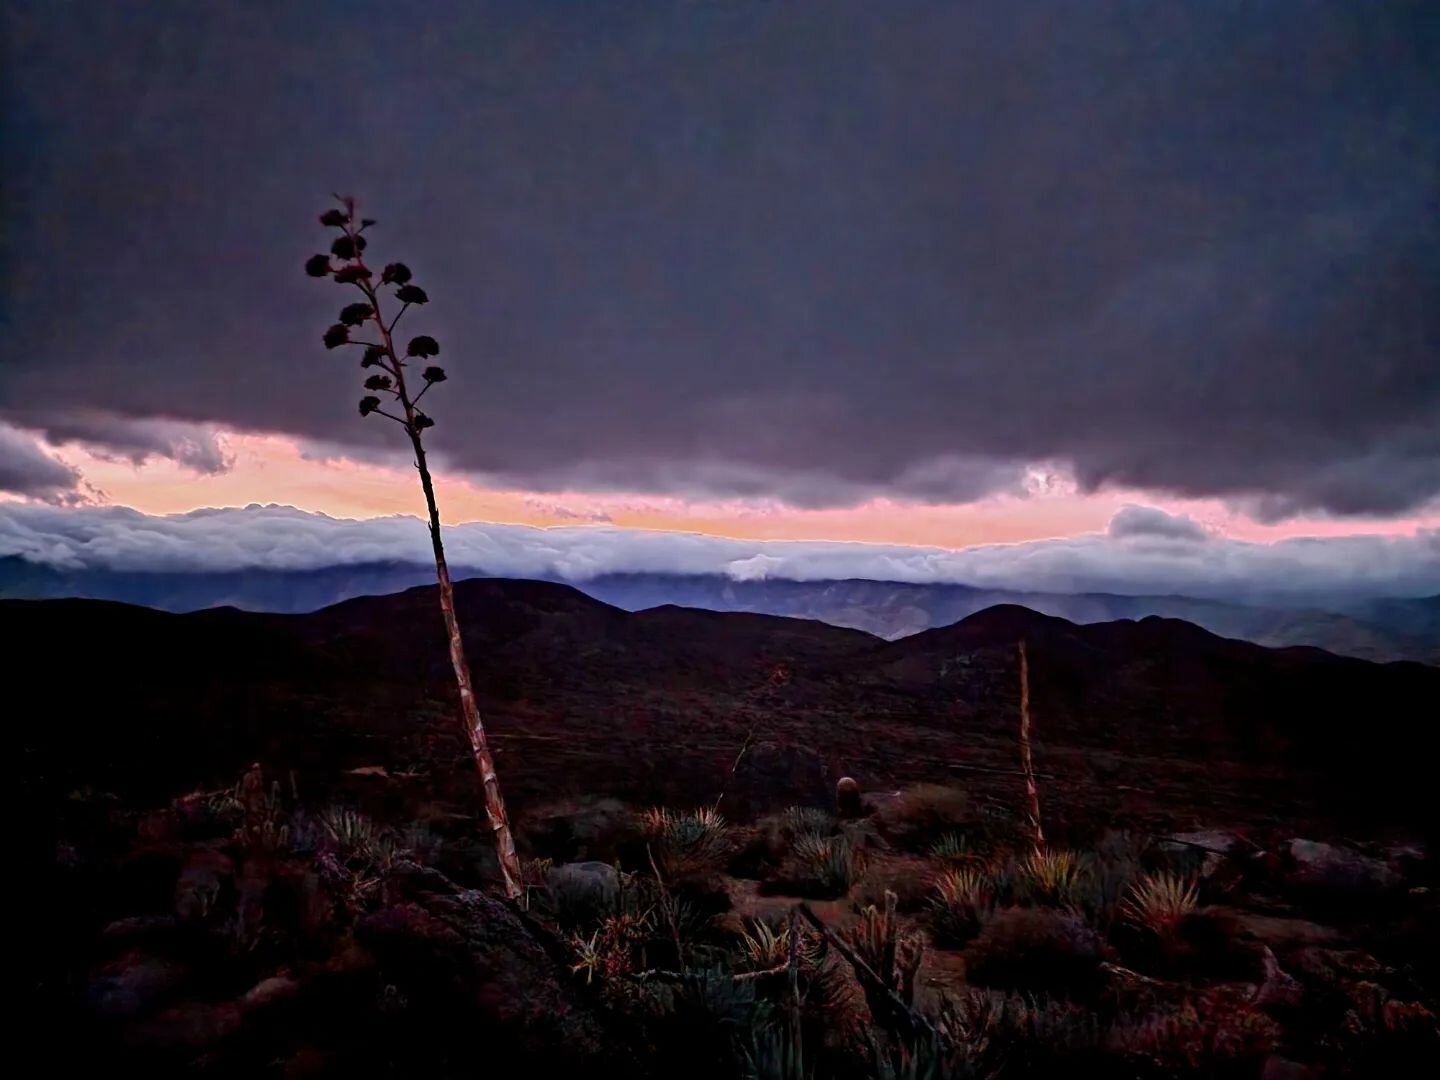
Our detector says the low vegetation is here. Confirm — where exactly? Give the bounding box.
[43,760,1439,1077]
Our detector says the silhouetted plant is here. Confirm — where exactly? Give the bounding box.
[306,196,522,898]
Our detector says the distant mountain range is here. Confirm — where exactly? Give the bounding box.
[8,580,1437,827]
[1,556,1435,663]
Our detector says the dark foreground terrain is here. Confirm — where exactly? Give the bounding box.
[13,580,1438,1076]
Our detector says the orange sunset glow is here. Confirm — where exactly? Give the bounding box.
[48,430,1439,548]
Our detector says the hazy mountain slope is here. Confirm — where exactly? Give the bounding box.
[2,557,1433,662]
[579,573,1437,663]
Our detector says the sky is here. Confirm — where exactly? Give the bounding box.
[1,1,1437,599]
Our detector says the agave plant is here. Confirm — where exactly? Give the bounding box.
[782,806,835,838]
[306,197,522,897]
[319,806,381,857]
[929,867,991,945]
[1119,871,1198,937]
[644,806,732,878]
[1019,848,1088,907]
[928,831,970,864]
[793,831,861,896]
[738,917,793,970]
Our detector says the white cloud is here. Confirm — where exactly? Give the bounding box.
[1,502,1436,604]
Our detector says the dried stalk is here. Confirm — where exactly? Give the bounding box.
[314,199,523,899]
[1018,640,1045,855]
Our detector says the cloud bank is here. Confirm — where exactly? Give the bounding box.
[2,1,1436,517]
[2,503,1434,605]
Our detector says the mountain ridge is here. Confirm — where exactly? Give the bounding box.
[8,581,1437,835]
[3,556,1434,663]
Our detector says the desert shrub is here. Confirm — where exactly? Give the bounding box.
[738,917,793,971]
[319,806,380,855]
[647,964,774,1079]
[852,859,936,914]
[734,806,842,879]
[964,907,1110,998]
[173,787,245,841]
[735,917,829,977]
[1120,871,1198,939]
[770,832,863,898]
[847,891,925,1025]
[997,995,1111,1076]
[1017,848,1088,908]
[783,806,836,837]
[862,990,1108,1079]
[568,906,656,985]
[644,806,732,879]
[929,868,991,946]
[742,1020,810,1080]
[1113,988,1281,1076]
[872,784,969,853]
[927,832,970,864]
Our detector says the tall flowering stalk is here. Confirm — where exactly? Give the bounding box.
[305,196,522,899]
[1017,640,1045,854]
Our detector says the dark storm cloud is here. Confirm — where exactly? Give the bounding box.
[0,423,82,501]
[28,412,231,474]
[2,1,1437,513]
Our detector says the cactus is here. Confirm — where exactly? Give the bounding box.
[847,889,924,1011]
[836,776,863,818]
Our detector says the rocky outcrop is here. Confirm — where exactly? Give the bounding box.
[1285,839,1399,895]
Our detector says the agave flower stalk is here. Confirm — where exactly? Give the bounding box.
[306,197,522,899]
[1018,640,1046,855]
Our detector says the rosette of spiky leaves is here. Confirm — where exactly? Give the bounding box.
[928,831,970,864]
[1019,848,1088,908]
[1119,871,1198,938]
[738,917,792,970]
[781,806,835,839]
[791,831,861,897]
[929,868,992,945]
[642,806,732,879]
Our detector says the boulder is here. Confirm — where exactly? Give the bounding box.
[1286,839,1399,895]
[1158,830,1240,879]
[544,860,621,923]
[87,948,189,1018]
[1252,945,1304,1013]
